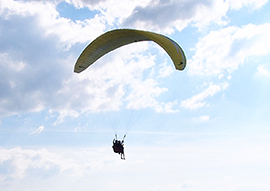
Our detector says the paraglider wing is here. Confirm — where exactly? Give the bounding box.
[74,29,186,73]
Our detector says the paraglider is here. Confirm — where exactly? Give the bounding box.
[74,29,187,159]
[74,29,186,73]
[112,135,126,160]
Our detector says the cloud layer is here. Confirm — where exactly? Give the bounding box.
[1,135,270,190]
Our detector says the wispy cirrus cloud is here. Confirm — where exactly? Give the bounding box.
[30,126,45,135]
[181,82,228,110]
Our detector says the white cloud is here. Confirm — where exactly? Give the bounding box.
[158,62,174,78]
[122,0,268,33]
[66,0,107,8]
[0,53,46,117]
[125,78,170,112]
[189,23,270,76]
[1,136,270,190]
[61,0,268,35]
[30,126,45,135]
[0,0,105,119]
[1,0,106,49]
[52,41,179,121]
[256,65,270,77]
[0,147,98,183]
[181,82,228,109]
[66,0,152,28]
[122,0,227,33]
[227,0,268,10]
[193,115,210,122]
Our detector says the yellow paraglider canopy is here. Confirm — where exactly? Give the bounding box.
[74,29,186,73]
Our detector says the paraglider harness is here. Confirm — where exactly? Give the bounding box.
[112,134,126,160]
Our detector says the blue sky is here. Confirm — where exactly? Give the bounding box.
[1,0,270,190]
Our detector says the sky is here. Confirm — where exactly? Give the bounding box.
[0,0,270,190]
